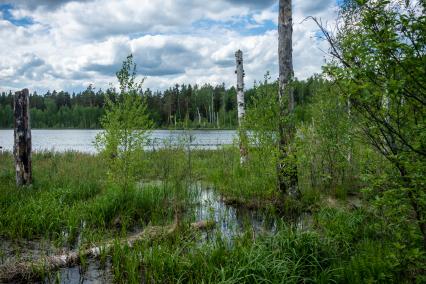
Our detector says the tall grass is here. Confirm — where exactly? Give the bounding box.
[1,151,424,283]
[0,151,191,246]
[136,225,336,283]
[104,207,422,283]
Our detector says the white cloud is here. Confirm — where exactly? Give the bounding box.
[253,9,277,25]
[0,0,338,93]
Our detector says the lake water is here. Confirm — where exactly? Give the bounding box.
[0,129,237,153]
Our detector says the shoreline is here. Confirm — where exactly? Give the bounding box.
[0,128,238,131]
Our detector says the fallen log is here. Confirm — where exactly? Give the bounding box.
[0,221,178,282]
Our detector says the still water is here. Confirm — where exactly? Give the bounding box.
[0,129,237,153]
[0,183,277,284]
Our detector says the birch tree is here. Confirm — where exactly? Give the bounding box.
[95,55,153,192]
[235,50,248,163]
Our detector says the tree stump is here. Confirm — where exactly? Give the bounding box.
[14,89,32,186]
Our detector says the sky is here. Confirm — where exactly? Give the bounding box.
[0,0,338,93]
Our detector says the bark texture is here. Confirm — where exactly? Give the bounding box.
[14,88,32,187]
[278,0,298,195]
[235,50,248,163]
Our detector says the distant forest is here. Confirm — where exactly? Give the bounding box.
[0,77,317,129]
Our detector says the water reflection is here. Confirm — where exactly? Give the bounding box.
[191,184,277,243]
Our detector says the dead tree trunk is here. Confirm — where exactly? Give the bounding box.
[278,0,298,196]
[235,50,248,164]
[14,89,32,187]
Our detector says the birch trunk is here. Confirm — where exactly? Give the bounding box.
[13,89,32,187]
[278,0,298,195]
[235,50,248,163]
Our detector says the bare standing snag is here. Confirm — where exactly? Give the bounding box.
[235,49,248,164]
[14,88,32,186]
[277,0,298,195]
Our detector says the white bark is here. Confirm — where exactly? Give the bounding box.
[235,50,246,124]
[235,50,248,163]
[347,96,352,163]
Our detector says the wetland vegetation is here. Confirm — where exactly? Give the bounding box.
[1,0,425,283]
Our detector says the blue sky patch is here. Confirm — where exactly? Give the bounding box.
[0,3,34,26]
[193,16,276,37]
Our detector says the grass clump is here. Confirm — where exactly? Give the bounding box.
[127,207,422,284]
[112,224,335,284]
[0,152,189,246]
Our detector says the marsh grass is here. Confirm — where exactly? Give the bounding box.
[104,207,420,284]
[1,151,424,283]
[0,151,191,246]
[134,224,335,283]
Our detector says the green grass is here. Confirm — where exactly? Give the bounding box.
[136,225,336,283]
[1,151,424,283]
[0,152,189,245]
[109,208,421,284]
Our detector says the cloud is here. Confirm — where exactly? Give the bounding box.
[225,0,276,9]
[0,0,91,10]
[253,9,277,25]
[0,0,338,93]
[2,0,276,11]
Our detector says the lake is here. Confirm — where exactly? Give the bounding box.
[0,129,237,153]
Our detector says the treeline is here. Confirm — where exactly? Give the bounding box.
[0,79,318,129]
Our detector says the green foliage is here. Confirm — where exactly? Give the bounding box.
[322,0,426,247]
[0,77,323,129]
[1,150,424,282]
[296,77,358,195]
[95,54,153,191]
[205,77,281,204]
[0,82,239,129]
